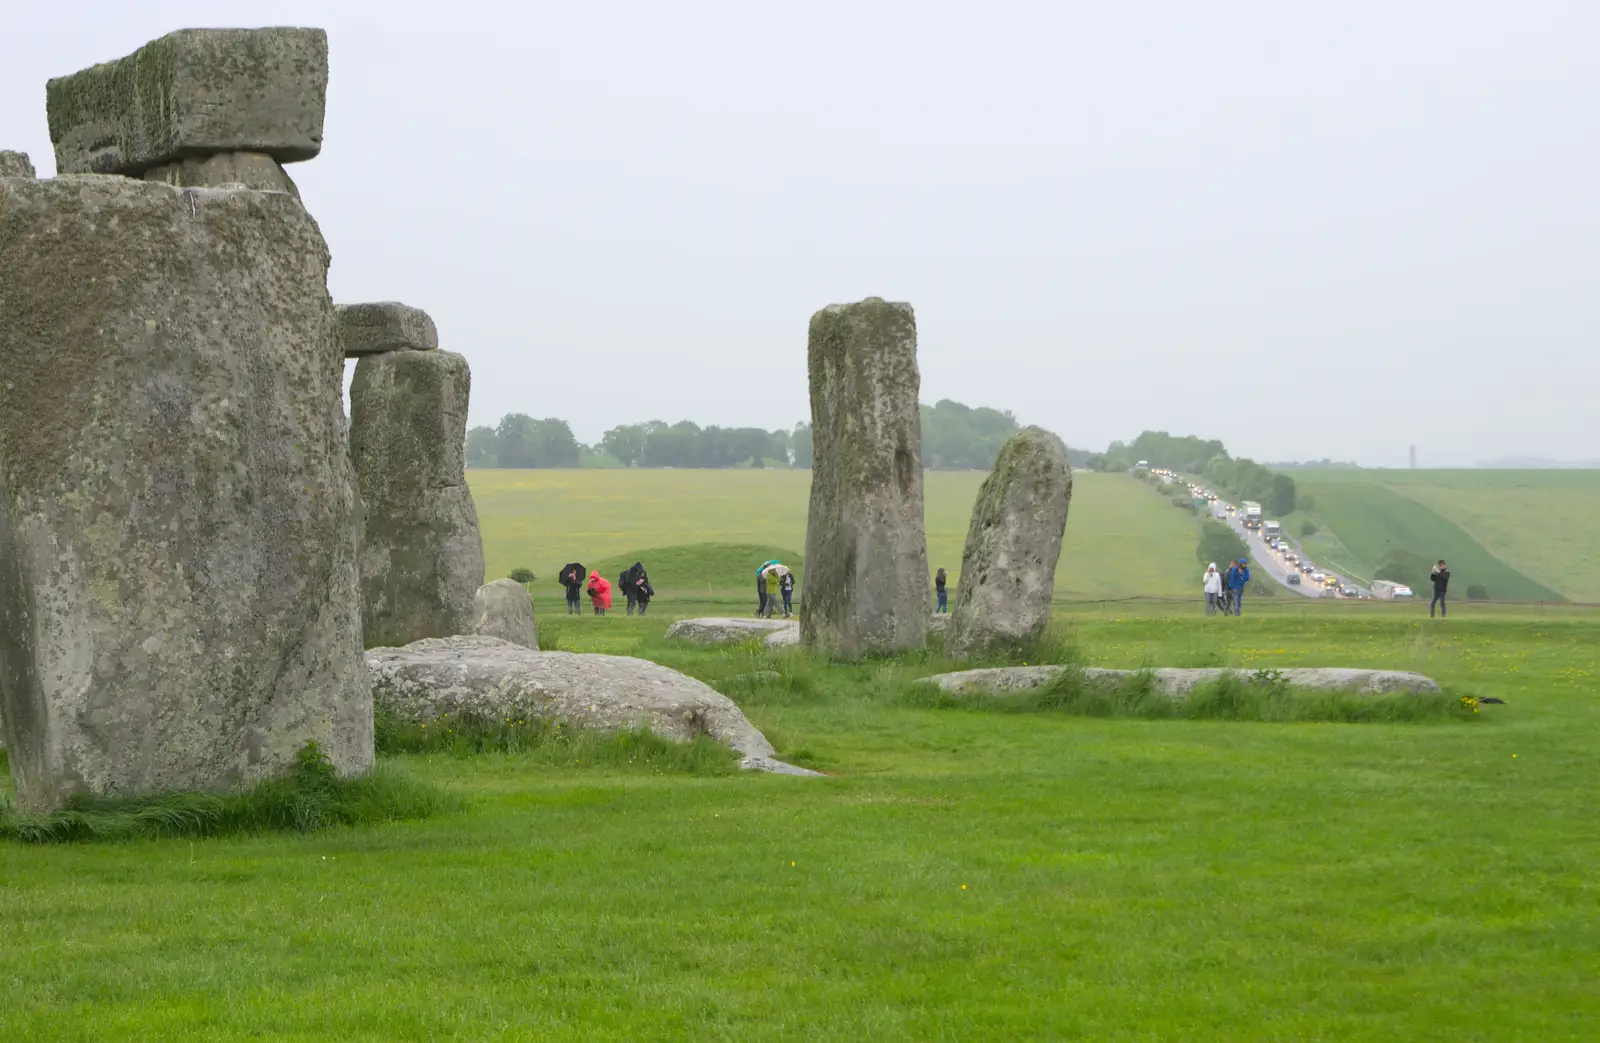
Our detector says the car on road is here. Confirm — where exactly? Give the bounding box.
[1286,572,1301,585]
[1300,562,1314,574]
[1311,571,1326,583]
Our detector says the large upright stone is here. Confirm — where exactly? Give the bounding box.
[46,27,328,176]
[0,177,369,813]
[945,428,1073,656]
[350,349,485,648]
[801,298,929,657]
[471,579,539,650]
[0,151,34,178]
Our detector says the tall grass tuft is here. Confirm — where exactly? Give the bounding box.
[0,743,456,845]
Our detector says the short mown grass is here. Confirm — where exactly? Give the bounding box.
[1,607,1596,1039]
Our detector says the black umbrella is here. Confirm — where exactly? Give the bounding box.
[560,563,587,585]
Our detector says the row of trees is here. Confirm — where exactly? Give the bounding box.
[465,399,1036,470]
[1203,456,1298,516]
[1088,431,1228,474]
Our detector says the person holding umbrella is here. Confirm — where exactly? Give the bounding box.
[778,566,795,618]
[632,563,655,615]
[755,558,781,617]
[559,563,587,615]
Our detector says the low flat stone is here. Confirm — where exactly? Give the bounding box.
[143,152,300,199]
[471,579,539,649]
[48,27,328,176]
[0,151,34,178]
[366,636,819,775]
[764,626,800,648]
[337,302,439,356]
[922,666,1441,697]
[665,618,796,644]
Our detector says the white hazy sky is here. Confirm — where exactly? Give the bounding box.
[4,1,1597,467]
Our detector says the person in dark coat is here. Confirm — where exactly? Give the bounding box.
[779,569,795,618]
[560,565,585,615]
[756,568,769,618]
[935,568,948,613]
[621,570,637,615]
[1430,560,1450,618]
[633,564,655,615]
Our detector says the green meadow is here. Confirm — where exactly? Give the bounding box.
[468,468,1203,604]
[1288,469,1600,602]
[3,607,1596,1040]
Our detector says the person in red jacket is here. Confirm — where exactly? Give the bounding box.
[587,571,612,615]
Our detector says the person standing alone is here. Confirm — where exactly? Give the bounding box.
[1430,560,1450,617]
[1203,562,1223,615]
[935,568,948,613]
[1226,558,1250,615]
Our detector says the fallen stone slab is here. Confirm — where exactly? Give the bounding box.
[143,151,300,198]
[763,615,947,649]
[47,27,328,176]
[0,176,367,813]
[665,618,796,644]
[471,579,539,649]
[366,636,820,775]
[922,666,1441,697]
[337,302,439,357]
[0,151,34,178]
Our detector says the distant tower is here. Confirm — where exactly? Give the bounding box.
[1409,445,1417,469]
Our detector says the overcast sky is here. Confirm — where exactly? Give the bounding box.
[4,1,1596,467]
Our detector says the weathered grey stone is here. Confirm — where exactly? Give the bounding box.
[472,579,539,649]
[946,428,1073,656]
[928,613,950,634]
[337,302,439,357]
[0,176,368,813]
[366,636,820,775]
[801,298,929,657]
[350,349,484,649]
[665,617,796,644]
[143,151,300,199]
[921,666,1441,697]
[47,28,328,176]
[764,625,800,648]
[0,151,34,178]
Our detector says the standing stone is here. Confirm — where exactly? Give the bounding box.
[46,28,328,176]
[471,580,539,649]
[0,151,34,178]
[946,428,1073,656]
[0,177,369,813]
[337,302,440,357]
[350,348,485,648]
[801,298,929,657]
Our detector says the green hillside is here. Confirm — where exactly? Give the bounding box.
[468,469,1203,603]
[1285,471,1574,601]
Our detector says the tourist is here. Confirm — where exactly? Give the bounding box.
[1203,562,1223,615]
[1226,558,1250,615]
[935,567,948,613]
[560,564,585,615]
[756,567,770,618]
[761,568,782,618]
[587,571,612,615]
[1430,560,1450,618]
[633,565,655,616]
[779,569,795,618]
[621,570,637,615]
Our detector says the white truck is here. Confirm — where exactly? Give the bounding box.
[1240,501,1262,530]
[1370,580,1415,600]
[1263,520,1281,542]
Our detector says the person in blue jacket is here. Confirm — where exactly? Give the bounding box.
[1226,558,1251,616]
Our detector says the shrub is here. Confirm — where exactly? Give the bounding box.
[1300,519,1320,537]
[1466,584,1489,601]
[509,567,536,584]
[1196,519,1249,569]
[1374,548,1433,592]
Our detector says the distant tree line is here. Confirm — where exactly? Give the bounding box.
[1087,431,1228,474]
[1265,459,1362,470]
[465,399,1048,470]
[1204,457,1297,517]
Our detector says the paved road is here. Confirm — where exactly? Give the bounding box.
[1207,502,1324,598]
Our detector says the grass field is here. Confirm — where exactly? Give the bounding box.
[3,605,1596,1040]
[469,469,1204,603]
[1289,470,1600,602]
